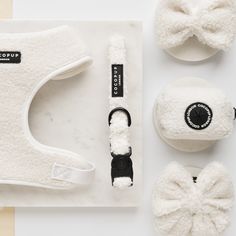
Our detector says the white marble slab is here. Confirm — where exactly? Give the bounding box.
[0,20,142,207]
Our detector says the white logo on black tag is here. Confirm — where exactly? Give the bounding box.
[0,51,21,64]
[185,102,213,130]
[112,64,123,97]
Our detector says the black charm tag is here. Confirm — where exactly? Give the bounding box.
[185,102,213,130]
[112,64,123,97]
[0,51,21,64]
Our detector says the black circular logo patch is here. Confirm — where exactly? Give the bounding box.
[185,103,213,130]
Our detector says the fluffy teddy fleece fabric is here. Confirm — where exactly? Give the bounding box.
[155,81,234,141]
[108,36,132,188]
[155,0,236,50]
[109,36,130,156]
[0,25,95,189]
[152,162,234,236]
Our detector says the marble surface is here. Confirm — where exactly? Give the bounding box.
[0,21,142,207]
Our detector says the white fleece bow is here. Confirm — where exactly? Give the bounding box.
[155,0,236,50]
[152,162,234,236]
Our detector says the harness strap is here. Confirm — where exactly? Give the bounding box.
[51,163,95,186]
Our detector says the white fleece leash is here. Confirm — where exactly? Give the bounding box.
[108,36,133,188]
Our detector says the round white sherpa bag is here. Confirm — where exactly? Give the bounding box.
[153,77,235,152]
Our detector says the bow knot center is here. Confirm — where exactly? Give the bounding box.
[188,15,201,34]
[185,188,203,215]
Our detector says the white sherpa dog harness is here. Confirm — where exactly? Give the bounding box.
[152,162,234,236]
[0,25,95,189]
[153,77,235,152]
[155,0,236,61]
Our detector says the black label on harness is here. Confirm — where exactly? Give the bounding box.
[0,51,21,64]
[112,64,123,97]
